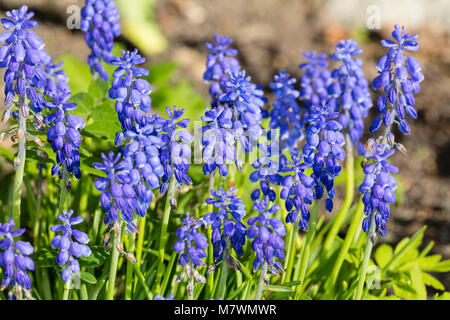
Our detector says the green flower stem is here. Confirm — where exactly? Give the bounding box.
[12,111,26,228]
[62,287,70,300]
[205,172,216,297]
[33,166,43,250]
[295,199,321,295]
[106,227,121,300]
[325,196,364,296]
[354,212,376,300]
[80,283,88,300]
[215,238,230,299]
[188,261,195,300]
[323,135,354,252]
[155,172,176,292]
[283,219,299,283]
[133,215,146,291]
[125,231,136,300]
[58,165,69,214]
[255,262,268,300]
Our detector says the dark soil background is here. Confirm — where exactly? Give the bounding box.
[0,0,449,289]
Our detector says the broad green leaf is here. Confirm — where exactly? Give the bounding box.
[79,246,110,268]
[88,78,110,100]
[422,272,444,291]
[83,101,121,140]
[410,262,427,299]
[418,254,442,271]
[69,92,95,118]
[428,260,450,272]
[393,281,417,299]
[80,271,97,284]
[33,248,58,268]
[375,244,393,269]
[384,226,426,273]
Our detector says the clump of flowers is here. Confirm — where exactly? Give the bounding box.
[80,0,121,80]
[327,40,373,143]
[0,5,50,168]
[248,197,285,275]
[174,212,209,297]
[204,187,246,269]
[50,209,91,287]
[302,102,346,212]
[359,24,423,239]
[0,218,35,300]
[268,70,303,153]
[298,51,331,114]
[280,155,316,230]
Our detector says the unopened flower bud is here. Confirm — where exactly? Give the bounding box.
[1,110,10,123]
[126,253,137,263]
[396,143,407,155]
[170,198,177,210]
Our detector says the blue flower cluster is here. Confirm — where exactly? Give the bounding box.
[80,0,121,81]
[298,51,331,114]
[203,188,246,266]
[358,141,398,237]
[0,218,35,300]
[50,209,91,285]
[268,70,303,153]
[219,70,265,153]
[371,25,424,137]
[302,103,346,212]
[0,5,50,164]
[174,212,209,286]
[201,35,266,176]
[328,40,373,143]
[203,34,240,108]
[94,151,140,233]
[247,197,285,275]
[280,156,316,230]
[45,90,85,181]
[108,49,152,135]
[159,106,193,194]
[200,106,235,176]
[106,49,167,221]
[358,25,423,238]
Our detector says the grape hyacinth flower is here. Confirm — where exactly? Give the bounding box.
[80,0,121,81]
[203,34,240,108]
[248,196,286,276]
[280,155,316,230]
[298,51,332,114]
[174,212,209,296]
[302,102,346,212]
[327,40,373,143]
[268,70,303,153]
[108,48,165,217]
[50,209,91,286]
[93,151,139,234]
[45,90,85,181]
[0,218,35,300]
[108,48,152,136]
[0,5,51,167]
[203,187,246,269]
[159,106,193,195]
[200,105,235,177]
[371,24,424,138]
[250,136,282,203]
[219,70,265,154]
[358,141,398,239]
